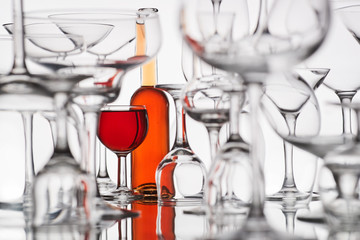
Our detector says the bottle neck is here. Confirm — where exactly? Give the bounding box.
[141,58,158,86]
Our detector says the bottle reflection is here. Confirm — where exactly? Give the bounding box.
[132,201,158,239]
[156,205,175,240]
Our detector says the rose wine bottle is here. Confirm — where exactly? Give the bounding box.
[130,12,169,199]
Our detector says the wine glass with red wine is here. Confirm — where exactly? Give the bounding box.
[97,105,148,204]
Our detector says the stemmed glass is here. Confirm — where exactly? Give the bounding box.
[180,0,330,239]
[97,142,116,195]
[325,2,360,136]
[155,84,207,205]
[265,72,321,204]
[97,105,148,204]
[24,7,161,217]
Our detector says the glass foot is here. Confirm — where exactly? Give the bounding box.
[97,176,116,195]
[102,188,144,204]
[266,189,312,204]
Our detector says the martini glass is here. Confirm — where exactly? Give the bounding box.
[265,72,321,204]
[155,84,207,205]
[180,0,330,239]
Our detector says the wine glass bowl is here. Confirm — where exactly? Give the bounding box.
[98,105,148,204]
[24,8,161,70]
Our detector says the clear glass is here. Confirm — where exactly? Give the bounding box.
[180,0,330,238]
[97,141,116,195]
[264,72,320,204]
[98,105,148,204]
[324,3,360,136]
[24,8,161,220]
[0,1,53,216]
[155,84,207,205]
[320,103,360,232]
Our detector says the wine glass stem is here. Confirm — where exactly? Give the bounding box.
[97,141,111,178]
[281,113,298,190]
[247,82,265,217]
[21,111,35,199]
[81,111,98,176]
[54,93,70,153]
[12,0,28,74]
[206,127,221,163]
[173,96,190,149]
[117,154,128,189]
[284,211,296,234]
[337,91,356,135]
[229,91,243,139]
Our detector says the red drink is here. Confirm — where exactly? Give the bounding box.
[98,106,148,154]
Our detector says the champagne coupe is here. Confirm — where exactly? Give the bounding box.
[97,105,148,204]
[181,70,233,165]
[0,0,61,215]
[265,72,320,204]
[180,0,330,239]
[24,7,161,217]
[319,102,360,231]
[155,84,207,205]
[204,85,253,238]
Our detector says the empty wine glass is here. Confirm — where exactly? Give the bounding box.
[97,105,148,204]
[324,2,360,136]
[319,102,360,231]
[265,72,320,204]
[180,0,330,239]
[155,84,207,205]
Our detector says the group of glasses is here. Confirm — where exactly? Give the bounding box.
[2,0,360,239]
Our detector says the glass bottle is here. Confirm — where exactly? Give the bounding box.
[130,9,170,198]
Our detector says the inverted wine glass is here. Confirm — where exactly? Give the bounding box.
[155,84,207,205]
[97,105,148,204]
[180,0,330,238]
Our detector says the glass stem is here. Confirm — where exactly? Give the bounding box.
[283,210,296,235]
[117,154,128,189]
[281,113,298,190]
[81,111,99,177]
[229,91,244,141]
[336,91,356,136]
[247,82,265,217]
[21,112,34,200]
[53,93,70,154]
[173,96,190,149]
[12,0,28,74]
[97,141,111,178]
[206,127,221,163]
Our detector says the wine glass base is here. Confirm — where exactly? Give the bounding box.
[102,188,144,204]
[97,177,117,195]
[266,190,312,205]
